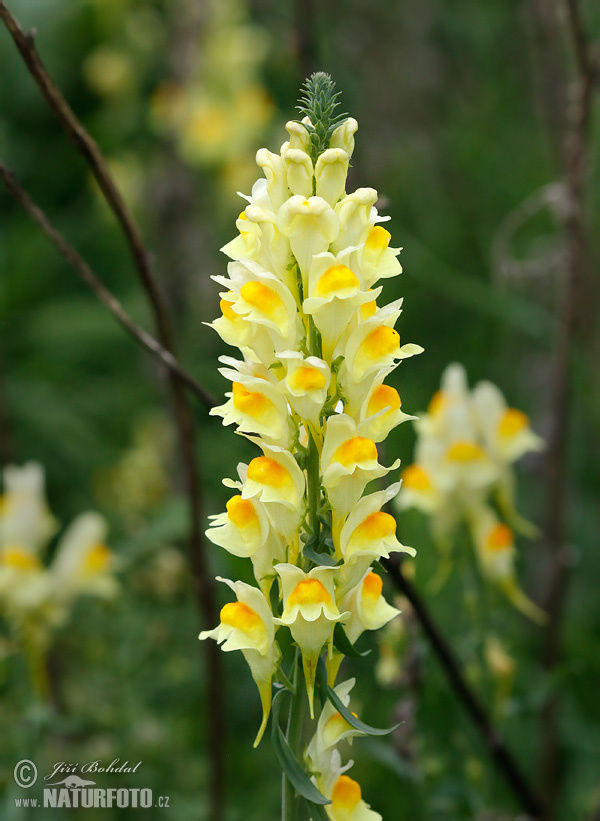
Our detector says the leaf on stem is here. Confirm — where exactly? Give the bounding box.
[271,690,331,806]
[316,659,398,736]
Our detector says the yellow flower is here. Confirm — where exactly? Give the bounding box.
[283,146,314,198]
[205,495,285,595]
[336,300,422,413]
[279,351,331,429]
[472,381,545,463]
[336,483,414,598]
[274,564,348,718]
[340,571,401,645]
[51,513,117,601]
[276,195,339,292]
[225,441,306,537]
[325,774,382,821]
[469,506,546,623]
[331,188,379,253]
[359,378,415,443]
[213,260,302,359]
[211,361,292,448]
[315,148,349,206]
[303,249,380,359]
[200,576,279,746]
[0,462,56,553]
[314,752,382,821]
[321,414,399,517]
[306,678,365,775]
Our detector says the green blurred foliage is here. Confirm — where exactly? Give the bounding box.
[1,0,599,819]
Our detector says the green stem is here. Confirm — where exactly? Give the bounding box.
[282,652,307,821]
[307,432,320,544]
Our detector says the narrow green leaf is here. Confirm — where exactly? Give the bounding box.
[333,622,371,658]
[316,659,398,737]
[271,690,331,806]
[303,544,339,567]
[304,797,331,821]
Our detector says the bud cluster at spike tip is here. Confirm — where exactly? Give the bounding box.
[397,362,546,623]
[201,74,422,819]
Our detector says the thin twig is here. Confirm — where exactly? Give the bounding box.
[537,1,598,816]
[0,165,216,410]
[383,557,544,820]
[0,5,225,816]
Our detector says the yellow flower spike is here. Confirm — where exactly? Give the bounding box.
[306,678,365,775]
[283,147,314,198]
[276,195,339,293]
[207,75,423,797]
[340,570,401,645]
[279,351,331,429]
[200,577,279,746]
[315,148,349,206]
[274,564,349,719]
[304,249,381,359]
[321,414,399,517]
[359,379,416,443]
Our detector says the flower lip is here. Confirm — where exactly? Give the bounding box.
[332,775,362,810]
[315,264,359,296]
[486,523,513,552]
[333,436,378,468]
[365,225,391,251]
[446,441,485,462]
[401,464,432,491]
[498,408,529,437]
[247,456,291,489]
[226,495,259,529]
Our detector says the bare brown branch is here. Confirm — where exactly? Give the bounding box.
[535,1,598,816]
[0,164,216,410]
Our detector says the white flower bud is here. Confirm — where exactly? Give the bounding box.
[315,148,349,206]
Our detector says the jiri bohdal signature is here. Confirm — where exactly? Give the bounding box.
[44,760,142,782]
